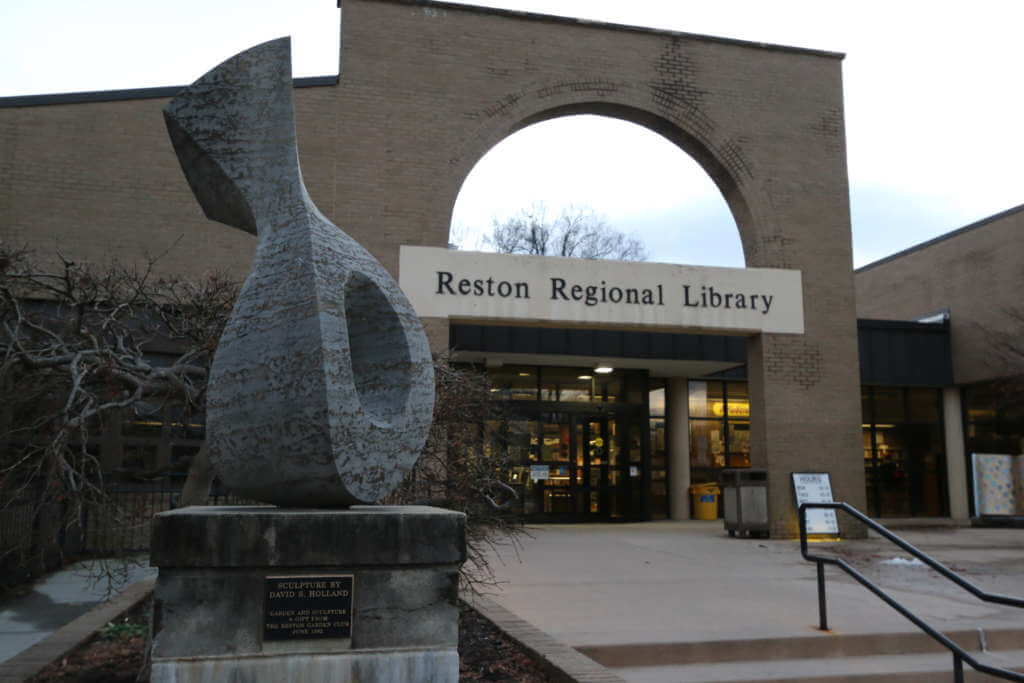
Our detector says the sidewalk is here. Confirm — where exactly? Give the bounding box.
[0,559,156,665]
[474,520,1024,647]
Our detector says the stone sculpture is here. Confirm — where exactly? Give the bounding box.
[164,37,434,506]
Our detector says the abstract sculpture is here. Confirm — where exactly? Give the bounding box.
[164,38,435,506]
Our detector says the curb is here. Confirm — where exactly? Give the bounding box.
[0,578,155,683]
[466,593,627,683]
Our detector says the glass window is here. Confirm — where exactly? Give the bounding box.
[540,417,570,462]
[964,381,1024,455]
[689,420,724,469]
[540,367,592,402]
[908,388,940,423]
[629,418,645,464]
[688,381,723,418]
[688,380,749,472]
[863,386,948,517]
[649,417,666,469]
[872,387,905,423]
[504,420,535,463]
[726,422,750,467]
[649,386,665,418]
[608,419,620,466]
[725,384,750,420]
[489,365,538,401]
[624,372,646,405]
[595,373,623,403]
[649,477,668,520]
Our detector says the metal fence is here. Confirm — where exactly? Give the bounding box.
[81,482,254,554]
[1,482,254,584]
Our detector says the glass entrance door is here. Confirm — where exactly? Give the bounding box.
[575,415,630,520]
[509,407,646,521]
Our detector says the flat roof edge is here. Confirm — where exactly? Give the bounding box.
[353,0,845,60]
[856,202,1024,274]
[0,75,339,108]
[857,318,950,332]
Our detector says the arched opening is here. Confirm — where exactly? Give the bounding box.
[450,112,746,268]
[443,111,765,522]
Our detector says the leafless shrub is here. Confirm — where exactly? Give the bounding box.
[384,355,525,593]
[0,243,237,584]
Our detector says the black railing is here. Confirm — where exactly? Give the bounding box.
[799,501,1024,683]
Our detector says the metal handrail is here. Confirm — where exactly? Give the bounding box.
[799,501,1024,683]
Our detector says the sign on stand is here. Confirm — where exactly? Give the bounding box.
[792,473,840,535]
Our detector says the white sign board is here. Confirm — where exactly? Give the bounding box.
[399,247,805,334]
[530,465,550,482]
[792,473,840,535]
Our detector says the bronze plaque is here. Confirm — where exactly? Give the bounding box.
[263,575,354,641]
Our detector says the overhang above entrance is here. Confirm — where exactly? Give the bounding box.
[399,246,804,334]
[451,351,740,379]
[449,322,746,378]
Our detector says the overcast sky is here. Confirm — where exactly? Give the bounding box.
[3,1,1022,268]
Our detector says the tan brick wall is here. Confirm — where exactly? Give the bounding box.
[0,0,864,536]
[854,206,1024,385]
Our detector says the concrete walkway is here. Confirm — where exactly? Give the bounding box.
[0,558,156,665]
[472,520,1024,680]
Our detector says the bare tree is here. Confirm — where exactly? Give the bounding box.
[484,204,647,261]
[0,244,237,579]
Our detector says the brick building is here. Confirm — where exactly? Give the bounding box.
[1,0,1020,533]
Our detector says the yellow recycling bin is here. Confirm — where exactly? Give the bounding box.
[690,483,721,520]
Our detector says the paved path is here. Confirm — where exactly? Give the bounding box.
[0,558,156,664]
[478,520,1024,648]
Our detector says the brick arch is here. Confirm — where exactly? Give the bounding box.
[444,94,760,264]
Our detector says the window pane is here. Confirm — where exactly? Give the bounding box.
[908,388,940,423]
[727,421,751,468]
[873,387,905,423]
[608,419,620,466]
[540,367,593,402]
[595,373,623,403]
[649,478,668,520]
[624,371,646,405]
[689,381,724,418]
[489,365,537,401]
[873,423,910,516]
[649,387,666,418]
[649,417,666,469]
[629,418,645,464]
[725,382,750,420]
[506,420,535,463]
[540,418,570,462]
[690,419,725,468]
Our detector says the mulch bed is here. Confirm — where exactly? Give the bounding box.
[29,598,554,682]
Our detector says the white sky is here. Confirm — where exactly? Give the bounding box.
[3,0,1023,268]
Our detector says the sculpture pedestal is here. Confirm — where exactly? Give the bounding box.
[148,506,465,683]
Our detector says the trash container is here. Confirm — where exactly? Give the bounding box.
[689,483,721,520]
[721,469,769,537]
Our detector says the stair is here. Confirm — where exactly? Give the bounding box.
[577,628,1024,682]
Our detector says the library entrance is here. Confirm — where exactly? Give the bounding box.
[485,365,653,522]
[525,412,643,521]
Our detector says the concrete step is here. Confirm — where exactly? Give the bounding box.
[612,649,1024,682]
[577,627,1024,668]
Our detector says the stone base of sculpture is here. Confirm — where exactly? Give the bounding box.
[148,506,465,683]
